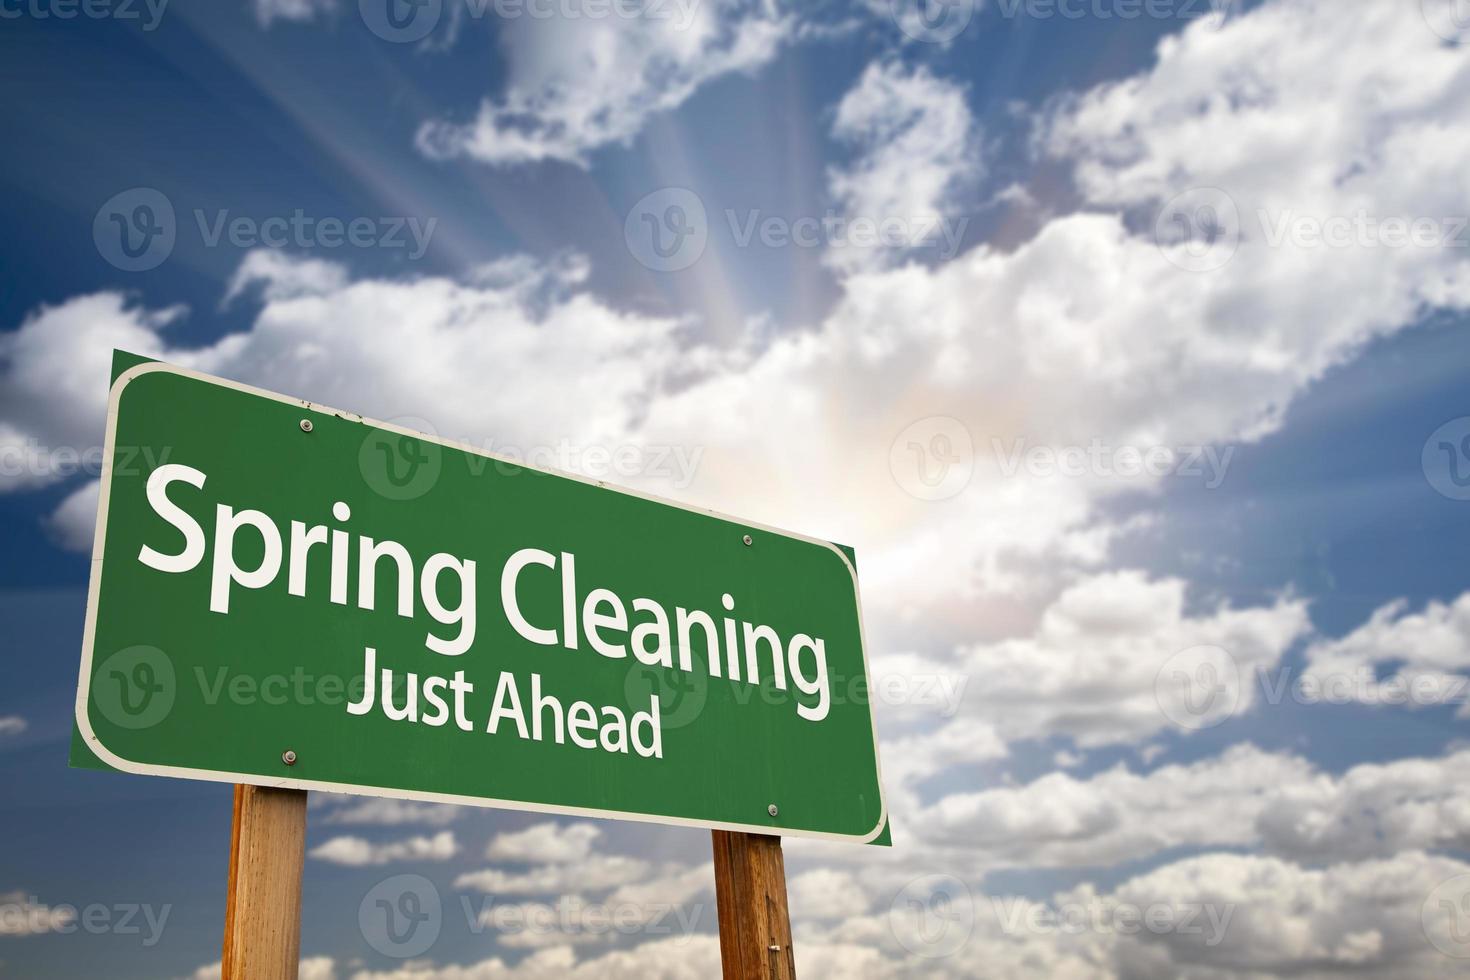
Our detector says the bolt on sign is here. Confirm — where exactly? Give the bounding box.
[72,354,888,844]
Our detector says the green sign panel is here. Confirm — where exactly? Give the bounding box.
[73,356,887,844]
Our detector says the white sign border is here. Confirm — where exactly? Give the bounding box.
[74,359,890,845]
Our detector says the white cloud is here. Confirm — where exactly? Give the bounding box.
[45,480,100,553]
[224,248,350,304]
[416,1,790,167]
[194,847,1470,979]
[454,855,651,895]
[1102,850,1470,978]
[0,716,27,736]
[0,891,75,936]
[317,796,464,827]
[916,744,1310,868]
[185,957,335,980]
[347,936,721,979]
[307,830,458,866]
[787,868,871,920]
[0,293,184,493]
[251,0,336,28]
[911,745,1470,872]
[957,570,1310,748]
[1303,591,1470,715]
[458,860,713,953]
[485,822,601,863]
[458,824,706,904]
[1255,750,1470,862]
[827,61,978,270]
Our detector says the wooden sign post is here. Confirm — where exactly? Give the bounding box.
[712,831,796,980]
[222,785,308,980]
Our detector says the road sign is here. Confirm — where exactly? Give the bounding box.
[73,355,888,844]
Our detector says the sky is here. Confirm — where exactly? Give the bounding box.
[4,0,1470,976]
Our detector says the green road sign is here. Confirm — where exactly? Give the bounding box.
[72,356,888,844]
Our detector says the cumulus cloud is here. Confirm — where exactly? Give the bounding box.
[316,795,465,827]
[485,822,602,863]
[0,891,75,936]
[415,1,790,167]
[1302,591,1470,715]
[251,0,336,28]
[827,61,978,270]
[906,744,1470,874]
[1103,851,1470,978]
[455,855,652,896]
[45,480,100,553]
[346,937,722,979]
[0,293,183,493]
[1255,750,1470,862]
[458,824,706,911]
[956,571,1310,748]
[915,744,1310,868]
[307,830,458,866]
[185,957,335,980]
[182,846,1470,978]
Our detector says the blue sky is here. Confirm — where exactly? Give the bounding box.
[6,0,1470,977]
